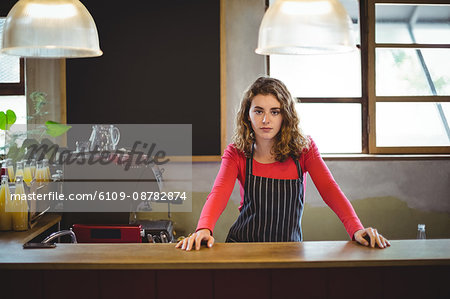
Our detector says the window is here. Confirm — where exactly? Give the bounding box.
[268,0,450,154]
[370,0,450,153]
[0,18,26,155]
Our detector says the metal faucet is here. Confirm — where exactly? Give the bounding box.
[42,228,77,244]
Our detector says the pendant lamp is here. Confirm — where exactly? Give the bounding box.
[256,0,356,55]
[1,0,102,58]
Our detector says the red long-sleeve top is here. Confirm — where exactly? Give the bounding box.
[196,138,364,240]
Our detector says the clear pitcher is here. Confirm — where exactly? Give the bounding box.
[89,125,120,151]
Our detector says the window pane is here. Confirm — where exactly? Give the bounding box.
[376,23,413,44]
[376,102,450,147]
[376,48,450,96]
[296,103,361,153]
[0,96,27,154]
[421,49,450,95]
[0,96,26,122]
[271,51,361,98]
[376,4,450,44]
[0,18,21,83]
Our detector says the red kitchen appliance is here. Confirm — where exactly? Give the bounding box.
[72,224,143,243]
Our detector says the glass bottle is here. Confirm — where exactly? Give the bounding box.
[52,170,64,211]
[35,161,44,183]
[23,161,33,186]
[15,161,24,182]
[42,159,51,182]
[417,224,426,239]
[6,159,15,182]
[12,175,28,231]
[29,159,36,179]
[0,175,12,231]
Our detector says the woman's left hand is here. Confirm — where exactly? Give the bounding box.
[354,227,391,249]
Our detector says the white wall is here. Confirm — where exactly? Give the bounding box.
[307,160,450,213]
[224,0,266,145]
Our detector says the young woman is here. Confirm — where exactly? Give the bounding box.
[176,77,390,251]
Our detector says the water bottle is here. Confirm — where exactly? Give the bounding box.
[417,224,426,239]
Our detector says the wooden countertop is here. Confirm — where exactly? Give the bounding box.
[1,236,449,270]
[1,215,448,270]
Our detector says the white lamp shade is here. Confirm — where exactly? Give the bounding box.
[1,0,102,58]
[256,0,356,55]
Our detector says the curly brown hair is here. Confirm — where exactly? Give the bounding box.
[232,77,310,162]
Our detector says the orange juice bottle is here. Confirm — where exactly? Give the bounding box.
[43,159,51,182]
[23,161,33,186]
[15,161,24,182]
[12,175,28,231]
[35,161,44,183]
[6,159,15,183]
[30,159,36,179]
[0,175,12,231]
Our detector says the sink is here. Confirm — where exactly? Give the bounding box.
[42,228,77,244]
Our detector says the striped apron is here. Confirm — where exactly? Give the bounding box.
[226,149,304,242]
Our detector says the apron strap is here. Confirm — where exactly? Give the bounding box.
[293,158,303,183]
[244,143,255,191]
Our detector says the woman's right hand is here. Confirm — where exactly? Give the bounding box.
[175,229,215,251]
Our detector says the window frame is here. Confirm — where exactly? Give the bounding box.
[367,0,450,154]
[267,0,450,155]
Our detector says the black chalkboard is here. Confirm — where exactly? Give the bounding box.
[65,0,220,156]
